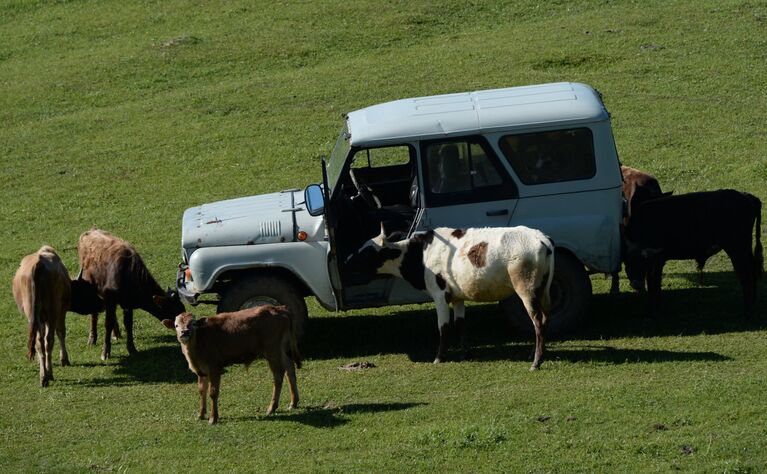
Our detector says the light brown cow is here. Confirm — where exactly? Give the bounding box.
[163,305,302,424]
[12,246,71,387]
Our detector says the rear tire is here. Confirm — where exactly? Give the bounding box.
[218,275,308,342]
[501,250,592,338]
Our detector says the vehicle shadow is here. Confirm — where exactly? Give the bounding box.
[304,271,764,364]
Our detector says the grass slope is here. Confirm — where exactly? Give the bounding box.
[1,0,765,472]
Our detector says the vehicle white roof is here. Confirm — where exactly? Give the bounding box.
[346,82,609,146]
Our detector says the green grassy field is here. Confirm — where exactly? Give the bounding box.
[1,0,766,472]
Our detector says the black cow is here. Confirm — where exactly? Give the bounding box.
[624,189,763,317]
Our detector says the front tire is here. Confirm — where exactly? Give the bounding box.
[218,275,308,341]
[501,250,592,338]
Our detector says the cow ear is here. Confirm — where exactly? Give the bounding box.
[379,223,387,241]
[162,319,175,330]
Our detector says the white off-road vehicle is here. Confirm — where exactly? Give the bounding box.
[177,82,624,339]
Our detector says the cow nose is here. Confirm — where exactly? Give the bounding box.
[180,329,191,338]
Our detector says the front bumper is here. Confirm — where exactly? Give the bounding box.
[176,264,199,305]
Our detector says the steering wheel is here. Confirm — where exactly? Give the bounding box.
[349,168,381,209]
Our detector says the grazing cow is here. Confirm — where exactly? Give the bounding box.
[610,165,670,294]
[78,229,185,359]
[624,189,763,317]
[162,305,302,424]
[621,165,668,221]
[12,246,72,387]
[346,226,555,370]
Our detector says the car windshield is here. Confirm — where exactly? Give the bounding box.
[326,122,351,196]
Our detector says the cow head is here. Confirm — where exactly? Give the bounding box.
[162,312,202,344]
[623,240,663,292]
[344,224,404,280]
[152,288,186,320]
[69,278,104,315]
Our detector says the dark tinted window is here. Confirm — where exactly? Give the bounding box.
[499,128,596,185]
[421,137,515,207]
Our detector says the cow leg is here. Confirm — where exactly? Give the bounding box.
[36,326,48,387]
[197,375,208,420]
[266,358,285,415]
[42,323,55,385]
[112,320,122,340]
[453,300,469,360]
[433,295,451,363]
[609,271,620,295]
[101,301,118,360]
[207,370,221,424]
[645,261,665,318]
[726,248,756,318]
[88,313,98,346]
[56,315,70,367]
[123,307,137,355]
[521,294,546,371]
[285,357,299,411]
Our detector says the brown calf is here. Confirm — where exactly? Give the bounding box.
[163,305,302,424]
[12,246,71,387]
[610,166,670,293]
[78,229,185,359]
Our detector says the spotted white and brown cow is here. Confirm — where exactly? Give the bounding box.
[347,226,555,370]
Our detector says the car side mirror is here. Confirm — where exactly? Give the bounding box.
[305,184,325,216]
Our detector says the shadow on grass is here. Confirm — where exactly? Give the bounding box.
[228,402,425,428]
[303,271,764,363]
[585,271,766,340]
[70,344,195,387]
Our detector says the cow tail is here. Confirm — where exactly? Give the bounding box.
[26,276,38,361]
[542,237,556,293]
[753,195,763,279]
[287,317,302,370]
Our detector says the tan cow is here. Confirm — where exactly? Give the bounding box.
[12,246,71,387]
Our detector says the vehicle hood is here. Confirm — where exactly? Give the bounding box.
[181,189,325,258]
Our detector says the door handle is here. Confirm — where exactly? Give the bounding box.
[486,209,509,217]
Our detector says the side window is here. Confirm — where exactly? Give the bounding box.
[351,146,411,169]
[499,128,596,185]
[425,141,503,194]
[422,137,516,207]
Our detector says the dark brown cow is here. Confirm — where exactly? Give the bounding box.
[624,189,763,317]
[621,165,667,222]
[162,305,302,424]
[610,165,670,293]
[12,246,71,387]
[78,229,185,359]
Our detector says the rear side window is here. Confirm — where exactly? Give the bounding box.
[499,128,596,185]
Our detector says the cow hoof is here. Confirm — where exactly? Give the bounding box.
[87,337,96,346]
[101,353,110,361]
[61,358,71,367]
[127,345,138,356]
[208,417,218,425]
[433,357,444,364]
